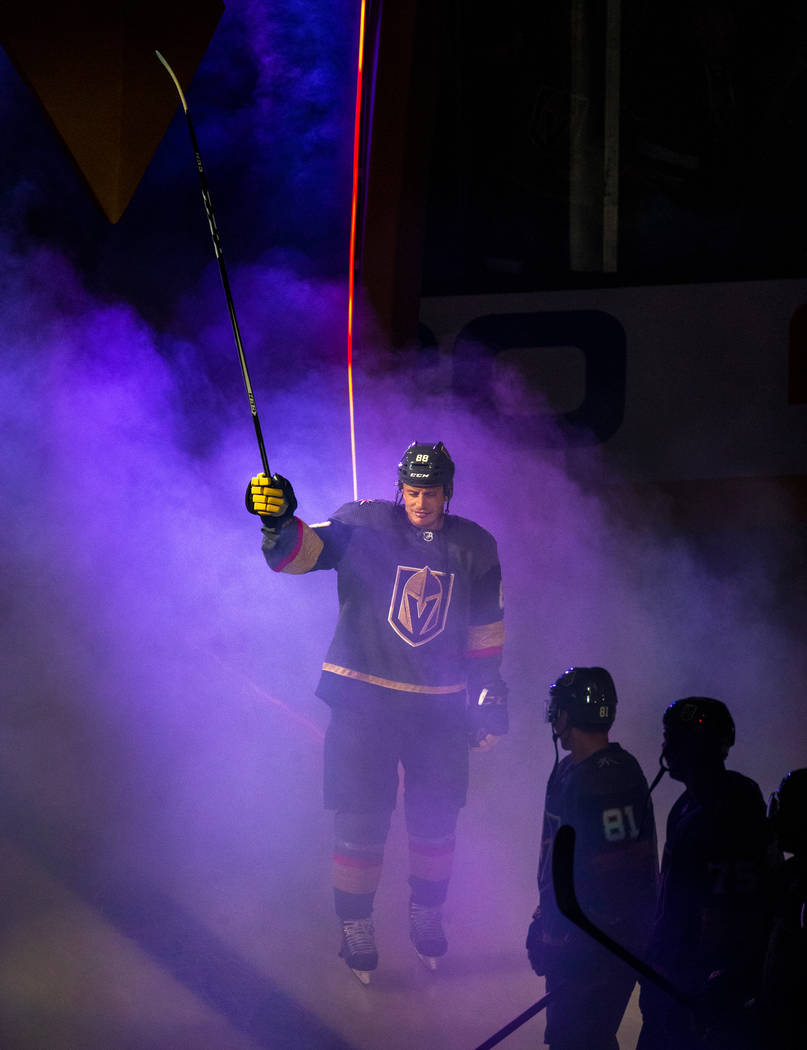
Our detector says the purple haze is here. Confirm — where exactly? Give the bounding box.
[2,238,805,1047]
[0,1,804,1045]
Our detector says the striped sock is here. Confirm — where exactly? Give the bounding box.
[408,833,455,906]
[333,838,384,918]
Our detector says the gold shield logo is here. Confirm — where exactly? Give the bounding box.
[388,565,455,647]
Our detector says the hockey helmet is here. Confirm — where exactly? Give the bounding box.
[397,441,454,500]
[767,768,807,854]
[546,666,617,730]
[662,697,735,760]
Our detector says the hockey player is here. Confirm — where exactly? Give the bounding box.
[527,666,658,1050]
[637,697,773,1050]
[246,442,507,982]
[752,768,806,1050]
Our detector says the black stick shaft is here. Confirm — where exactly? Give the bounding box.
[552,824,692,1006]
[155,50,270,477]
[473,993,551,1050]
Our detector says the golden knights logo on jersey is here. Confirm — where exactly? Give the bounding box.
[388,565,455,647]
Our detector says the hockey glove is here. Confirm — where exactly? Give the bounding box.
[692,968,756,1042]
[468,680,509,750]
[526,907,546,977]
[245,473,297,527]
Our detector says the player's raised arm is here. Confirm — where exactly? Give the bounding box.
[245,471,324,574]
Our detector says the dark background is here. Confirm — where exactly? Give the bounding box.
[421,0,807,294]
[3,1,807,326]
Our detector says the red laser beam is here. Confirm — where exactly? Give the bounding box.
[209,653,325,741]
[346,0,367,502]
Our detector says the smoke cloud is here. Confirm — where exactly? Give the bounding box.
[2,236,804,1049]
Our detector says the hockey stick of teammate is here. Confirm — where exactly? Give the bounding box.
[552,824,692,1006]
[472,992,551,1050]
[155,50,270,477]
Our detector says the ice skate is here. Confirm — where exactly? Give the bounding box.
[409,901,447,970]
[339,917,378,984]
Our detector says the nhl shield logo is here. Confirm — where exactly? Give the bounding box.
[388,565,455,647]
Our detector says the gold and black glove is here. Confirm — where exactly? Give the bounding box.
[245,473,297,527]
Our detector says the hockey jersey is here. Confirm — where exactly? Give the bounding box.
[647,769,773,996]
[537,743,658,963]
[261,499,504,707]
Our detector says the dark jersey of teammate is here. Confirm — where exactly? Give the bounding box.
[757,855,807,1050]
[261,499,504,710]
[646,769,773,998]
[537,742,658,966]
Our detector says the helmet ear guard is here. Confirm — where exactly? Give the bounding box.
[396,441,455,502]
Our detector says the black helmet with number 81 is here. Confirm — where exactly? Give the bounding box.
[546,666,617,730]
[397,441,454,500]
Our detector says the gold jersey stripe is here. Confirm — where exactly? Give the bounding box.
[322,663,466,694]
[281,522,324,574]
[466,621,506,649]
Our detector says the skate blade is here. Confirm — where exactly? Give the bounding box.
[415,950,438,971]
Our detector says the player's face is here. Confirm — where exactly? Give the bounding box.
[663,734,709,785]
[663,731,696,782]
[402,484,446,529]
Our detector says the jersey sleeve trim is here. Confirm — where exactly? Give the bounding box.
[468,646,504,659]
[273,519,325,574]
[466,621,505,656]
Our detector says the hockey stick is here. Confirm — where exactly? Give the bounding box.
[155,50,271,477]
[472,992,551,1050]
[552,824,692,1006]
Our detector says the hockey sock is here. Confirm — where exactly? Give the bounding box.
[334,888,376,920]
[407,833,455,906]
[333,839,384,918]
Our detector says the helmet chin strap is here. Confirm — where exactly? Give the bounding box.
[647,754,668,795]
[550,728,560,775]
[633,751,668,839]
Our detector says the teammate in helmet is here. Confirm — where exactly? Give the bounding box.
[767,768,807,857]
[753,769,806,1050]
[527,666,658,1050]
[637,697,775,1050]
[246,442,507,982]
[661,695,736,782]
[545,663,618,738]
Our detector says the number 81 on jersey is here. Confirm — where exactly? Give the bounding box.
[602,805,640,842]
